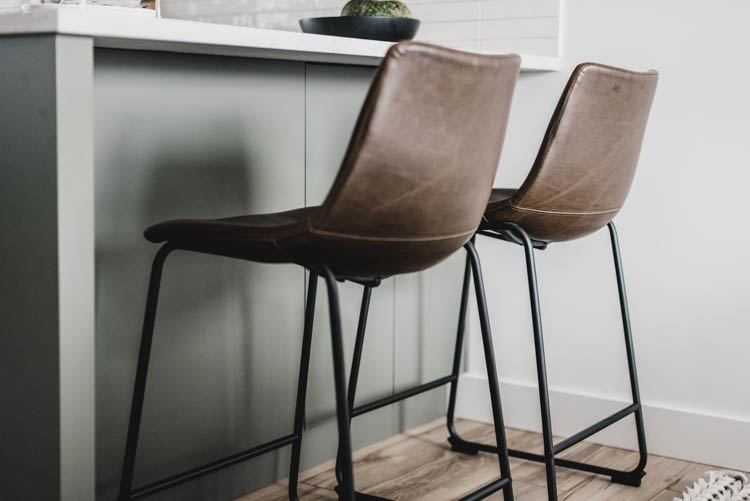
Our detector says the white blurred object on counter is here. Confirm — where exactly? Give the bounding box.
[34,0,159,15]
[39,0,147,7]
[89,0,142,6]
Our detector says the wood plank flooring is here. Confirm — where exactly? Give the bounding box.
[237,418,744,501]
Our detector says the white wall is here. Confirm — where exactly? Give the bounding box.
[457,0,750,471]
[160,0,559,55]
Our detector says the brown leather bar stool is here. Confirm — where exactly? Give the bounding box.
[117,42,521,501]
[446,63,659,501]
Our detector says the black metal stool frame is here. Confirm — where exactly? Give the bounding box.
[117,244,355,501]
[333,239,513,501]
[117,240,513,501]
[446,221,648,501]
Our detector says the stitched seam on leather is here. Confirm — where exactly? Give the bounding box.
[309,228,474,243]
[507,201,620,216]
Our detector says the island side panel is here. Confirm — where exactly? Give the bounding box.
[0,35,96,501]
[301,63,401,466]
[93,50,306,501]
[0,34,62,501]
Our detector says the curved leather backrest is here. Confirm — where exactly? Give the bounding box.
[313,42,521,246]
[511,63,658,237]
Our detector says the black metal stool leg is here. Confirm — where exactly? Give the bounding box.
[447,252,473,447]
[511,226,558,501]
[326,254,511,500]
[335,285,373,487]
[119,254,330,501]
[339,267,511,501]
[321,267,356,501]
[442,223,650,500]
[465,241,514,501]
[118,244,174,501]
[446,230,556,499]
[289,273,319,501]
[608,222,648,481]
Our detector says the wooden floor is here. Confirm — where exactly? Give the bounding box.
[237,418,743,501]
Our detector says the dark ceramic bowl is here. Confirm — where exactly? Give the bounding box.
[299,16,420,42]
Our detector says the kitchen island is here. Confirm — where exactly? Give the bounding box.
[0,6,556,500]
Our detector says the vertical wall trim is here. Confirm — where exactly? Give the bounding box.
[56,35,96,501]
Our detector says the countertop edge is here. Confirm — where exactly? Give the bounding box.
[0,5,559,69]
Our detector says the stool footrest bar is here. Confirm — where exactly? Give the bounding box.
[508,448,645,486]
[351,375,456,417]
[552,403,639,454]
[129,433,299,499]
[459,477,511,501]
[353,493,392,501]
[346,469,510,501]
[449,434,646,486]
[335,486,393,500]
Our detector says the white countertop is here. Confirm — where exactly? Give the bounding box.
[0,4,560,69]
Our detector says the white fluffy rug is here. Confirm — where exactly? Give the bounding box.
[676,471,750,501]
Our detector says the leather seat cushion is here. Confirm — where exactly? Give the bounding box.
[144,206,317,263]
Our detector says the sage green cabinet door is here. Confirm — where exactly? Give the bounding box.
[394,254,467,431]
[302,63,400,463]
[94,50,306,501]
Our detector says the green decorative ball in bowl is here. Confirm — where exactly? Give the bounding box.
[300,0,420,42]
[341,0,412,18]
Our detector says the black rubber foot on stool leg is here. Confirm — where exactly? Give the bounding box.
[610,470,645,487]
[448,436,480,456]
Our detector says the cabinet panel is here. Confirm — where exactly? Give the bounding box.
[394,255,467,431]
[94,50,306,501]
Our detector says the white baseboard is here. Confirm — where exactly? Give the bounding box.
[454,373,750,472]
